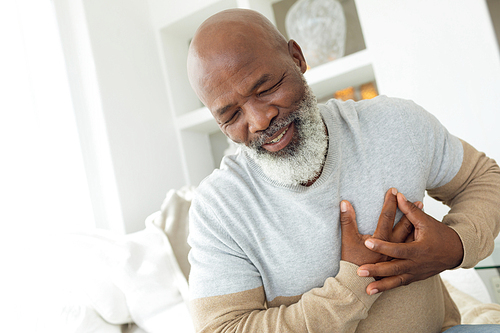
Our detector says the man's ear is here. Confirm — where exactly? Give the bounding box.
[288,40,307,74]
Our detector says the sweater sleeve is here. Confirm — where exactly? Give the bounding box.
[189,261,380,333]
[427,140,500,268]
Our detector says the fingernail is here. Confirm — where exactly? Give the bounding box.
[358,269,369,277]
[340,201,347,212]
[391,188,397,196]
[400,193,407,201]
[365,239,374,249]
[369,289,379,295]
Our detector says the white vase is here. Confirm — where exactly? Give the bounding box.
[285,0,346,68]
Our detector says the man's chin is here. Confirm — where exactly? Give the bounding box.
[241,139,320,186]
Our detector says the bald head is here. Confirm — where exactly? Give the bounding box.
[190,9,287,57]
[187,9,295,103]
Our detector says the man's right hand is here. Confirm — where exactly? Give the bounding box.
[340,188,422,267]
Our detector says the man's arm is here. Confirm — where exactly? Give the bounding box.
[357,140,500,294]
[190,262,379,333]
[431,140,500,268]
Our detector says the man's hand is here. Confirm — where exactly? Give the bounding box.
[357,193,464,295]
[340,188,419,268]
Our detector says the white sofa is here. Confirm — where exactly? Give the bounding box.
[24,187,500,332]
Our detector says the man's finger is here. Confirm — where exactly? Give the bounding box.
[339,200,359,236]
[391,201,422,243]
[365,273,415,295]
[404,230,415,243]
[372,188,398,241]
[396,193,425,228]
[364,238,420,259]
[357,259,412,278]
[391,215,414,243]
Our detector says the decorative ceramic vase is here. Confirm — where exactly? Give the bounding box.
[285,0,346,68]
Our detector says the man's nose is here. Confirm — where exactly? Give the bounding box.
[246,102,278,133]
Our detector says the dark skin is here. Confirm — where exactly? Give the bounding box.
[340,188,419,270]
[340,189,453,296]
[359,193,463,295]
[187,8,464,295]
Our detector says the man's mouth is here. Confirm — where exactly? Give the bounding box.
[268,127,288,143]
[261,122,295,153]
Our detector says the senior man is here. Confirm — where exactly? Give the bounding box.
[186,8,500,332]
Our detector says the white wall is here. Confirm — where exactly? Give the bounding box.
[55,0,185,233]
[356,0,500,220]
[357,0,500,159]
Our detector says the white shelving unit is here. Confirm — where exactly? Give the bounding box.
[156,0,376,185]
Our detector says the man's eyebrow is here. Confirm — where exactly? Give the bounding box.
[214,74,273,118]
[249,73,272,93]
[215,103,236,118]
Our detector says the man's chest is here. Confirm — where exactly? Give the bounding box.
[223,180,425,302]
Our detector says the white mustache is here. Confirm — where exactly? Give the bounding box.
[248,113,297,150]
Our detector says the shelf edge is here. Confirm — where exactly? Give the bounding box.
[305,49,372,85]
[177,106,220,133]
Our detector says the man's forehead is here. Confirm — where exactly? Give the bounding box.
[190,32,257,86]
[196,49,262,96]
[199,31,262,66]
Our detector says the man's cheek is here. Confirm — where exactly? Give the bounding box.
[223,127,244,146]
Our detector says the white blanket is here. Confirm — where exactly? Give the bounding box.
[4,187,195,333]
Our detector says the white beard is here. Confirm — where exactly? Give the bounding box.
[239,81,328,186]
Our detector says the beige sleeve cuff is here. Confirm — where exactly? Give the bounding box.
[427,140,500,268]
[335,260,379,308]
[446,215,482,269]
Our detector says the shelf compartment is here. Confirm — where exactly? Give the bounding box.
[158,0,239,117]
[272,0,366,62]
[305,48,374,101]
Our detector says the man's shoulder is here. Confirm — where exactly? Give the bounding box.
[321,95,420,114]
[318,96,419,134]
[195,151,255,201]
[323,95,435,131]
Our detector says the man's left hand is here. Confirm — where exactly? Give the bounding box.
[357,193,464,295]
